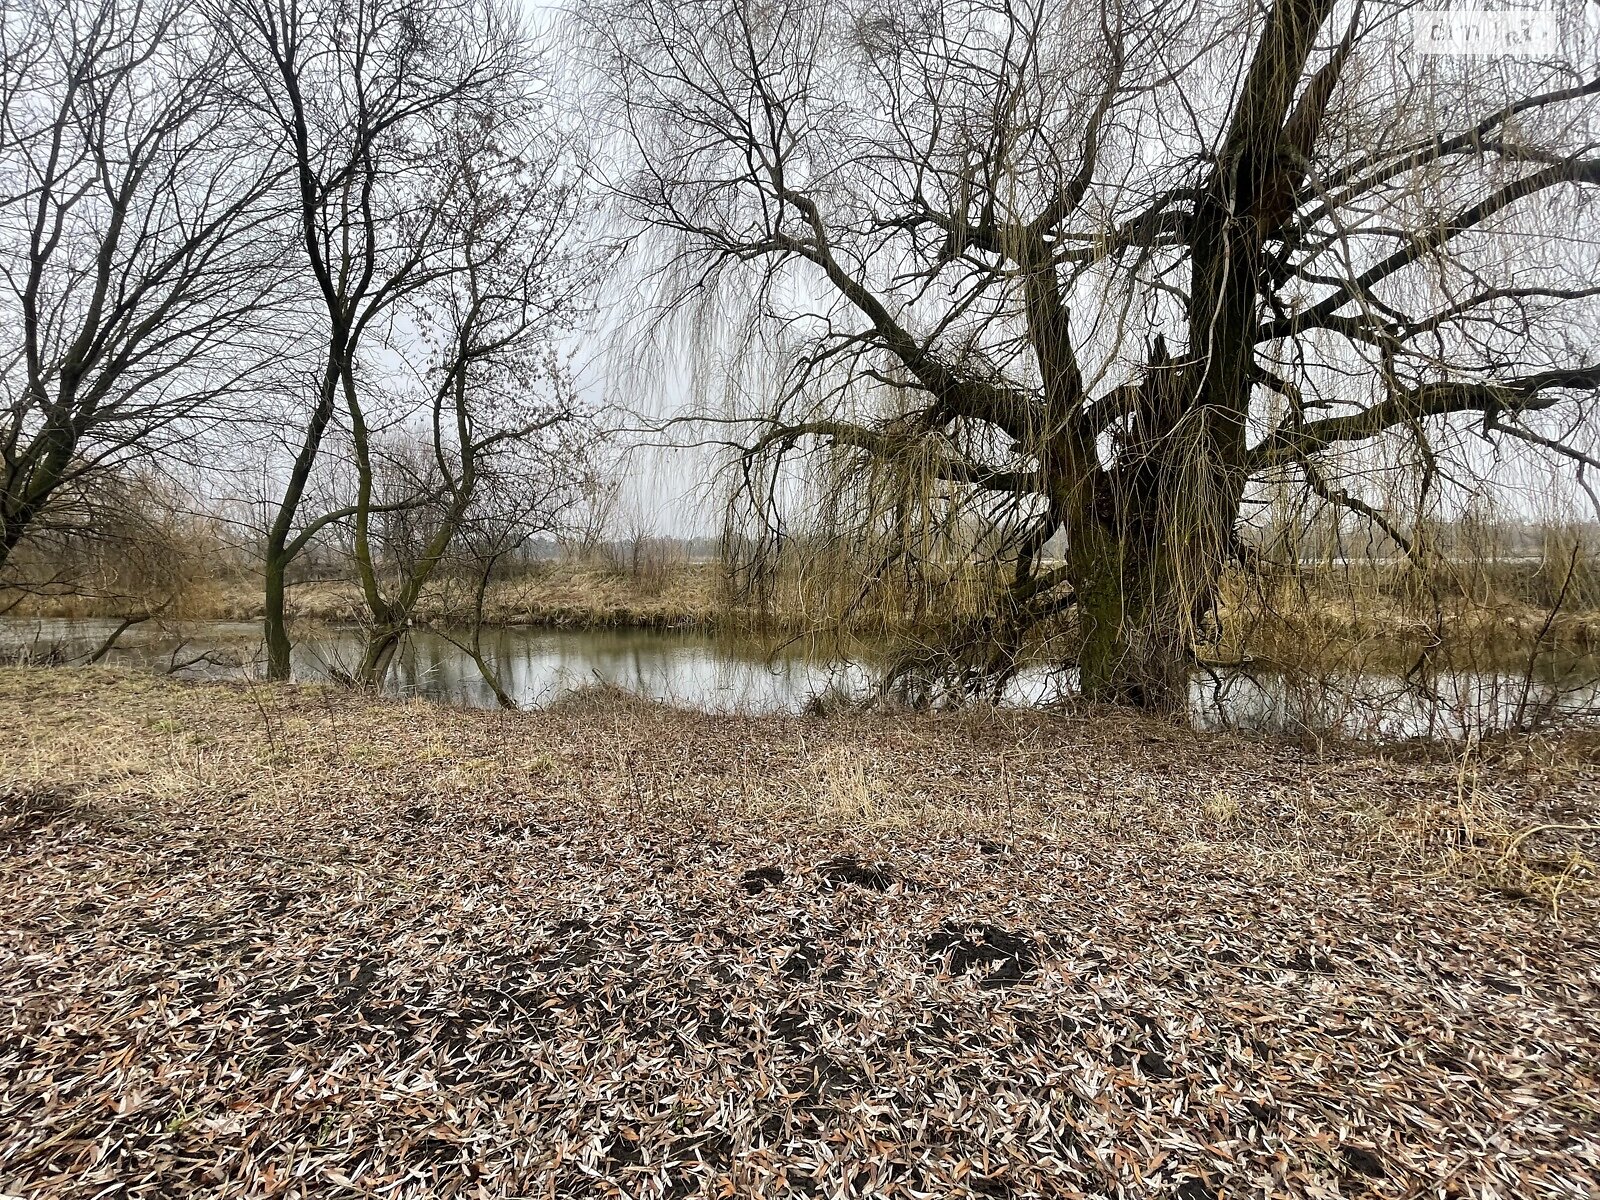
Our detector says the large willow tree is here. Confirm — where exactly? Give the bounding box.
[594,0,1600,710]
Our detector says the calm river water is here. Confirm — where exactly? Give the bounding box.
[3,616,1596,738]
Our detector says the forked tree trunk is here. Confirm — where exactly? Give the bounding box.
[356,621,404,688]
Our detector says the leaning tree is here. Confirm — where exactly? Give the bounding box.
[340,94,592,688]
[592,0,1600,710]
[0,0,283,579]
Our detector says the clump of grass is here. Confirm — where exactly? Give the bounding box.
[810,746,878,822]
[1201,790,1242,825]
[1377,737,1600,914]
[544,679,668,714]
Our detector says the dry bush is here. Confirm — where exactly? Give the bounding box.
[0,472,244,620]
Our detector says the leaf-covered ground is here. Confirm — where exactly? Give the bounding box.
[1,667,1597,1198]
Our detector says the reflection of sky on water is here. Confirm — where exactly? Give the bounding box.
[0,617,867,714]
[378,626,872,713]
[3,616,1597,739]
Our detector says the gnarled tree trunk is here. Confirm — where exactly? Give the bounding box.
[1070,521,1191,712]
[1069,444,1238,713]
[356,619,405,688]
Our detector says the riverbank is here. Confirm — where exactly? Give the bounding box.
[2,667,1597,1197]
[7,559,1600,666]
[0,563,729,630]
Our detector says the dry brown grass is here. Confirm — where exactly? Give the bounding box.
[0,666,1594,882]
[2,561,728,628]
[1216,568,1600,670]
[2,667,1598,1198]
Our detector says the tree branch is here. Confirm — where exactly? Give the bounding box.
[751,419,1046,494]
[1250,366,1600,470]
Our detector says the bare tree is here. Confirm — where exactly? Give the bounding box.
[592,0,1600,711]
[564,467,622,563]
[0,0,284,581]
[341,90,591,685]
[215,0,529,680]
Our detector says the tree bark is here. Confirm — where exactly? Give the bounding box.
[356,621,404,688]
[262,547,293,681]
[0,425,74,579]
[261,364,339,681]
[1069,442,1238,713]
[1070,521,1191,712]
[0,512,27,576]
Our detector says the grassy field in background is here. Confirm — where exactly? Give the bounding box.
[2,562,726,629]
